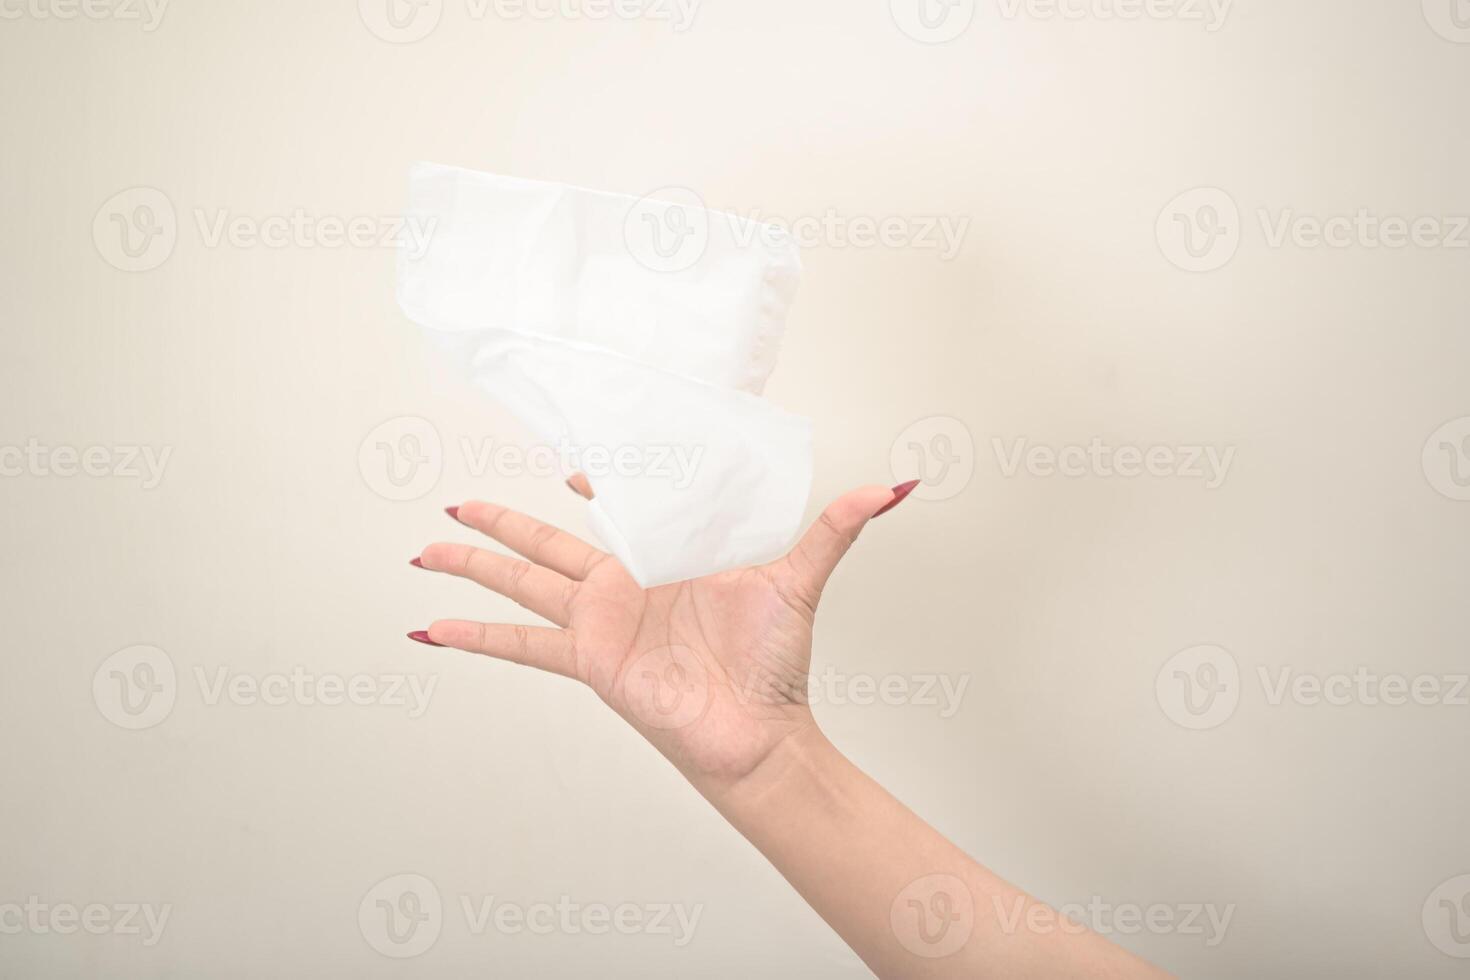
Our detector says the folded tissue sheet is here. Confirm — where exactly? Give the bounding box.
[397,162,812,587]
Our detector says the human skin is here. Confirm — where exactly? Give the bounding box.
[409,482,1168,978]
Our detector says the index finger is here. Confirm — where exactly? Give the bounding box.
[450,500,607,580]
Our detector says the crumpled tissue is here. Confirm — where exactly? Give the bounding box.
[397,162,811,587]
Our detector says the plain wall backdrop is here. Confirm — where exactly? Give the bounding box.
[2,0,1468,976]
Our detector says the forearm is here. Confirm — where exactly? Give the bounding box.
[701,726,1167,979]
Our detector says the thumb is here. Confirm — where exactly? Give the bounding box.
[787,480,920,596]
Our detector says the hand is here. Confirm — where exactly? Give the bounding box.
[409,481,918,796]
[409,480,1165,979]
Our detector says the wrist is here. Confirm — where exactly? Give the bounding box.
[702,722,849,825]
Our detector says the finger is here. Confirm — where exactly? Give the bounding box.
[787,482,919,596]
[452,500,605,580]
[565,473,595,500]
[419,542,577,626]
[427,620,578,679]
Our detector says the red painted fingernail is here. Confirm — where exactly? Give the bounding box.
[445,506,461,522]
[872,480,920,519]
[409,557,424,568]
[407,630,444,647]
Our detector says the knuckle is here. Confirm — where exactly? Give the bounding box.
[578,551,607,580]
[458,546,483,575]
[482,504,511,537]
[772,572,820,618]
[527,523,559,554]
[505,560,532,592]
[818,510,850,542]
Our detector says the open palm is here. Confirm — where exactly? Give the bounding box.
[412,481,915,789]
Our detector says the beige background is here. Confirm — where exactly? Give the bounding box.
[2,0,1468,976]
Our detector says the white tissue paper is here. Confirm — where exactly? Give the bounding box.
[397,162,811,587]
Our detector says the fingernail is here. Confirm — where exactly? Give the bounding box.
[445,505,461,522]
[409,557,424,569]
[872,480,920,519]
[407,630,444,647]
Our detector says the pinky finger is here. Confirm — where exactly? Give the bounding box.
[415,621,579,680]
